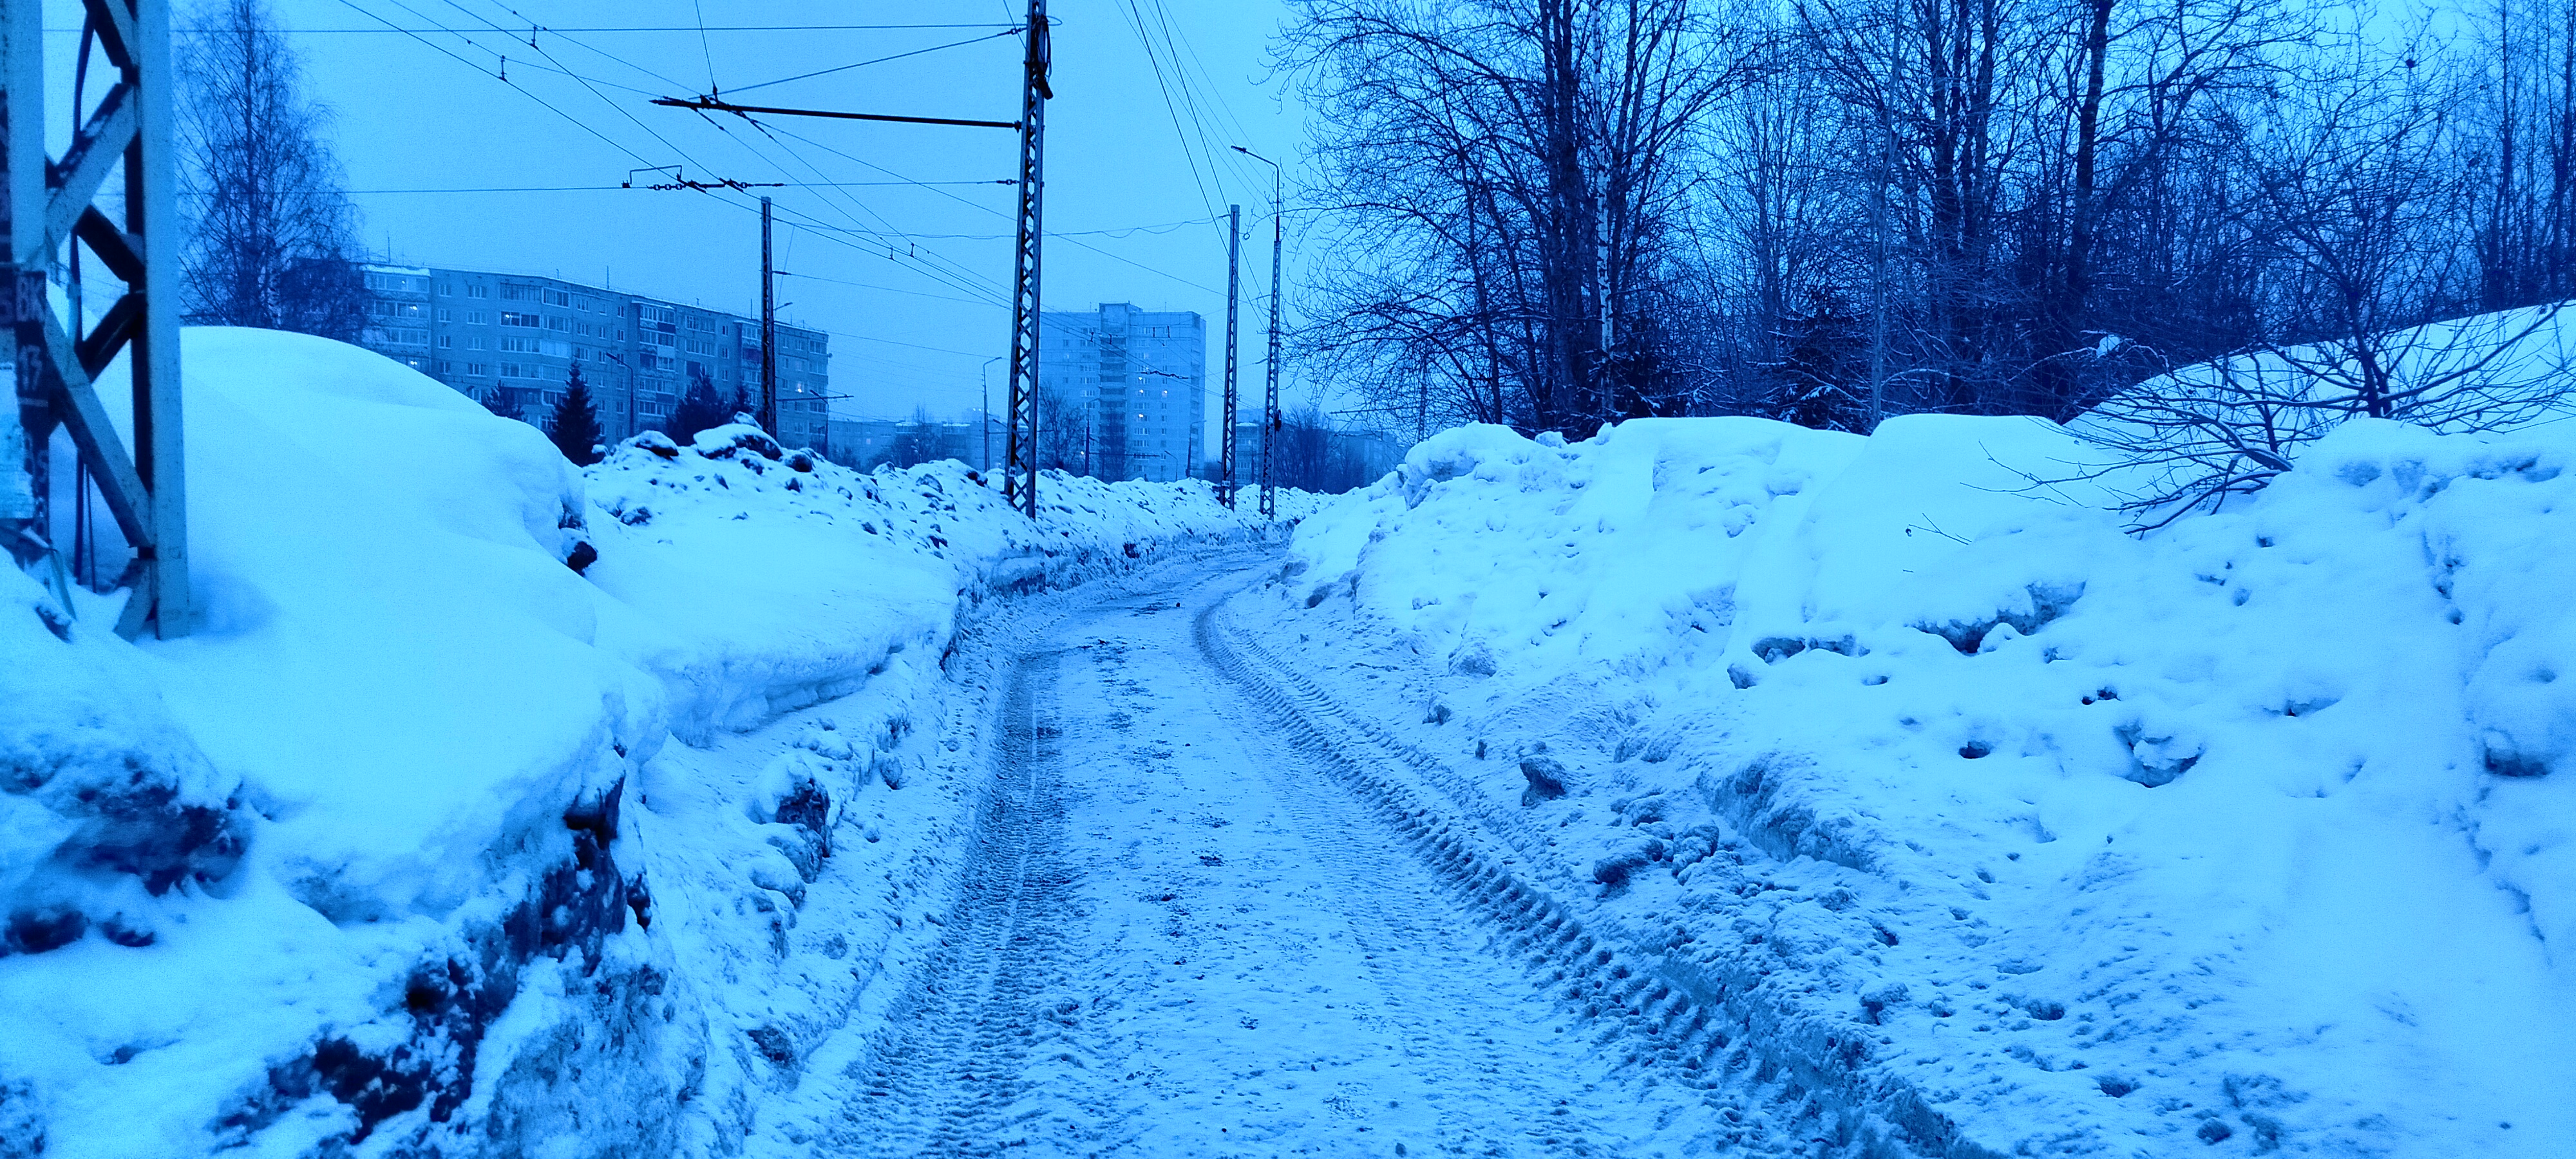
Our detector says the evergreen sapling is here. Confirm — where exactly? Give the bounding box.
[547,364,605,465]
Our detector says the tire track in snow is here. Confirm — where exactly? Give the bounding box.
[833,648,1086,1156]
[833,561,1844,1157]
[1213,690,1643,1156]
[1196,587,1888,1158]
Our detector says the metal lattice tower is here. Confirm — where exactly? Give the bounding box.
[1218,205,1239,508]
[2,0,188,638]
[1000,0,1051,518]
[760,196,777,433]
[1258,165,1283,519]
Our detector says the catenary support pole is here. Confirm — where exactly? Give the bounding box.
[1220,204,1239,508]
[760,196,777,434]
[1258,160,1283,518]
[1229,145,1283,518]
[3,0,189,637]
[1001,0,1051,517]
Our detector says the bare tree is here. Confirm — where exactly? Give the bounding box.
[178,0,366,339]
[1036,386,1090,475]
[2074,62,2573,528]
[1285,0,1739,436]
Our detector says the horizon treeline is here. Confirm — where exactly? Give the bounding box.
[1285,0,2571,438]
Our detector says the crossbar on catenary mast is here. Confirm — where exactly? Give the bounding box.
[649,25,1046,516]
[650,96,1018,131]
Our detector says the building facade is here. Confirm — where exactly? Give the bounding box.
[357,264,832,452]
[1037,303,1205,482]
[827,417,981,469]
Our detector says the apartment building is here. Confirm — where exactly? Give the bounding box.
[357,264,832,451]
[1036,303,1206,483]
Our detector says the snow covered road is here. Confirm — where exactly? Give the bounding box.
[829,563,1768,1158]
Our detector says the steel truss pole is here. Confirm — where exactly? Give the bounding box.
[3,0,187,638]
[1219,205,1239,507]
[761,196,777,433]
[1259,165,1282,518]
[1000,0,1050,518]
[1231,146,1283,518]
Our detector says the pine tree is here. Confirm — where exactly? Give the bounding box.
[480,388,521,422]
[669,363,729,444]
[728,381,756,428]
[546,364,605,466]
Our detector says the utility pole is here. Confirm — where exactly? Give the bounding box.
[648,19,1038,505]
[1233,146,1285,518]
[1219,204,1240,507]
[1001,0,1052,516]
[3,0,189,638]
[1263,180,1282,516]
[761,196,778,435]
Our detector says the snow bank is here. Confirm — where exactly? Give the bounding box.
[0,328,1303,1158]
[1269,413,2576,1154]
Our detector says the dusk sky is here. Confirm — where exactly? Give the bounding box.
[138,1,1317,421]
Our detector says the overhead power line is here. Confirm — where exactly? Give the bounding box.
[723,28,1021,96]
[341,180,1014,193]
[754,119,1229,296]
[68,23,1028,33]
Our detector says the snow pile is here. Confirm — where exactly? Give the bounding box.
[0,328,1301,1158]
[1269,414,2576,1154]
[585,417,1312,741]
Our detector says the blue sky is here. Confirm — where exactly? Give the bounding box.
[156,0,1315,420]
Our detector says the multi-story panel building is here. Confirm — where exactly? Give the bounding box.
[1037,303,1205,482]
[357,263,832,453]
[359,265,433,375]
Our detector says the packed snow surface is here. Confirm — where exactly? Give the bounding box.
[0,328,1308,1158]
[12,323,2575,1158]
[1265,413,2576,1154]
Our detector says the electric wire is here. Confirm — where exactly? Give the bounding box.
[723,29,1020,97]
[760,120,1229,296]
[75,23,1028,33]
[1118,0,1231,245]
[466,3,1017,305]
[339,0,998,319]
[694,111,1012,301]
[435,0,1009,305]
[341,180,1012,193]
[334,2,1235,370]
[775,269,1006,308]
